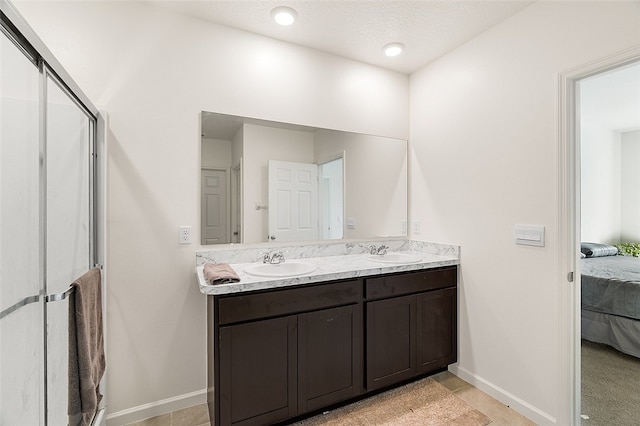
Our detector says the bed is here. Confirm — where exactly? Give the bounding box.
[581,243,640,358]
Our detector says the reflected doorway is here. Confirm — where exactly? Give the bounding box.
[231,163,241,243]
[319,156,344,240]
[201,168,230,245]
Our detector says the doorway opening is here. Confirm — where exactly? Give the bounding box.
[559,47,640,426]
[577,60,640,424]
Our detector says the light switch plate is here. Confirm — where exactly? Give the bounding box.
[515,224,545,247]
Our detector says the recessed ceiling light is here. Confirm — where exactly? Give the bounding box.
[271,6,298,26]
[383,42,405,57]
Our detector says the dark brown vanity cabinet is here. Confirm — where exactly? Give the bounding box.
[211,280,363,426]
[416,287,457,373]
[219,315,297,426]
[208,266,457,426]
[365,267,457,391]
[366,293,417,390]
[297,304,362,413]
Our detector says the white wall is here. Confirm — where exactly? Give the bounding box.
[232,127,243,169]
[314,129,408,238]
[201,137,232,169]
[581,128,640,245]
[580,122,622,243]
[621,130,640,241]
[13,1,409,421]
[409,1,640,424]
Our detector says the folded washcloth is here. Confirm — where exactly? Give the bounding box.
[204,262,240,285]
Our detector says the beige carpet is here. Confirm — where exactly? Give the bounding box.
[582,340,640,425]
[292,378,492,426]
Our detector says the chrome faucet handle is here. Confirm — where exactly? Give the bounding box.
[261,252,272,263]
[370,245,388,255]
[271,251,285,264]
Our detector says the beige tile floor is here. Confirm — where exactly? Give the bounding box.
[126,371,536,426]
[125,403,210,426]
[431,371,536,426]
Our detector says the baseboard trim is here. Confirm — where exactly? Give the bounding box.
[106,389,207,426]
[449,364,557,425]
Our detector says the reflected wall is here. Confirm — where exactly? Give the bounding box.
[201,111,408,244]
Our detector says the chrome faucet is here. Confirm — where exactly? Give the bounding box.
[369,245,388,255]
[263,251,285,264]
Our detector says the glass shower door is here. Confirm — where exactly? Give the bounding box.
[45,71,94,425]
[0,27,44,426]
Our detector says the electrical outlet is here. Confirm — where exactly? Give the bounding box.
[412,221,421,234]
[179,226,191,244]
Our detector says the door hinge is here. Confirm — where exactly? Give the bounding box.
[567,271,574,282]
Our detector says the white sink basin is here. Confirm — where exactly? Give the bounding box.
[367,252,423,264]
[244,261,317,278]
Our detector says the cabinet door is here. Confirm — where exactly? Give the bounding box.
[366,294,416,390]
[298,304,363,413]
[219,316,297,426]
[417,287,457,374]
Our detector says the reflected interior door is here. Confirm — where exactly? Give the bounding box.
[268,160,319,242]
[201,169,230,245]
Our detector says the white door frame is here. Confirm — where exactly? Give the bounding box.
[557,45,640,426]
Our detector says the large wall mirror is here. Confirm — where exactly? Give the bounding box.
[200,111,408,245]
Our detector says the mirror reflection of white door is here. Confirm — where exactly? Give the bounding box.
[201,169,230,244]
[268,160,318,242]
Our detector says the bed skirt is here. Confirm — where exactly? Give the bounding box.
[582,309,640,358]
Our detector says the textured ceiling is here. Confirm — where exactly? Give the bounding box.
[149,0,535,74]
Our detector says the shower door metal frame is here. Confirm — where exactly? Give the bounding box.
[40,62,100,424]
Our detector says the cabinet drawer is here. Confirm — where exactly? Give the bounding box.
[365,266,456,300]
[219,279,362,325]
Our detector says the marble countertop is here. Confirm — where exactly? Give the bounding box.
[196,250,459,295]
